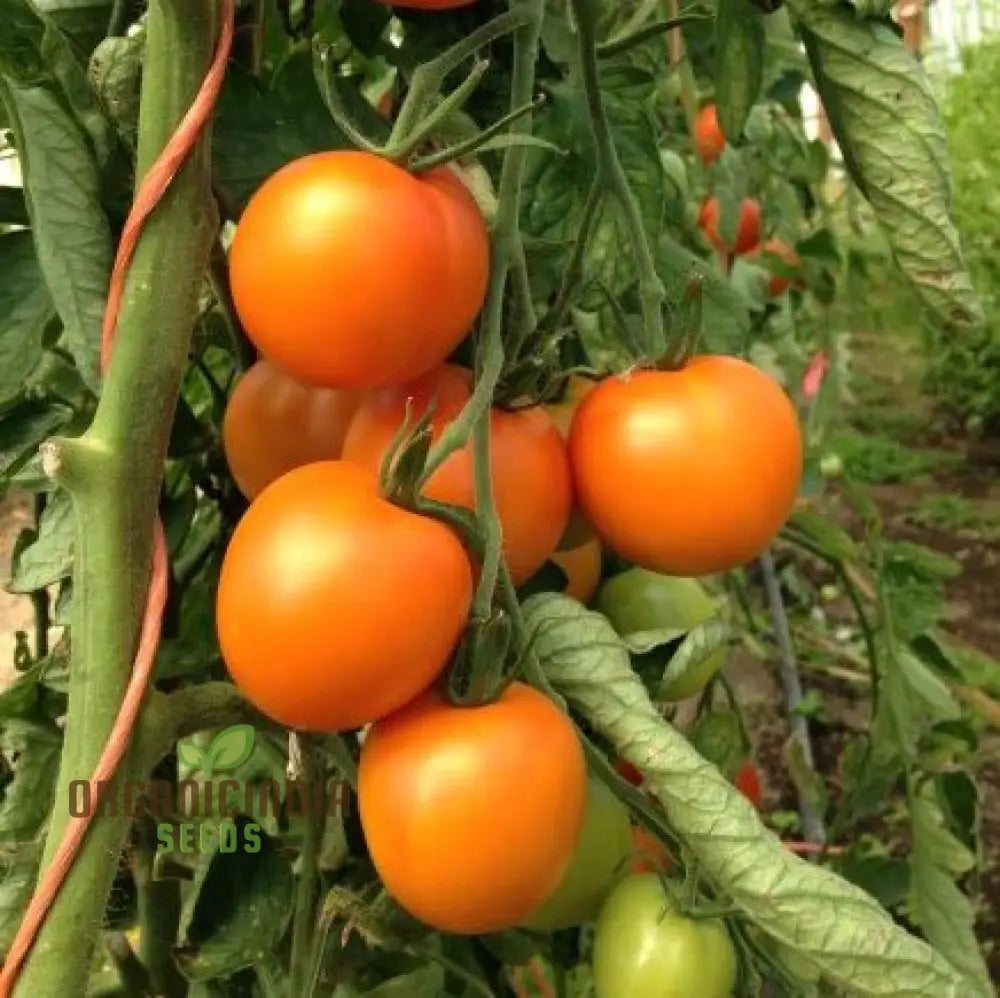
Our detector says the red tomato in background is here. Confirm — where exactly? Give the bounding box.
[222,359,365,499]
[343,364,571,585]
[693,104,726,164]
[698,195,761,255]
[568,356,803,576]
[748,237,803,296]
[229,151,488,389]
[216,462,472,731]
[734,759,763,809]
[359,682,587,934]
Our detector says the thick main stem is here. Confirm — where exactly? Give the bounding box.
[15,2,219,993]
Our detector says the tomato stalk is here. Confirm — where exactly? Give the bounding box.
[384,8,535,160]
[12,5,221,992]
[758,548,826,849]
[568,0,666,361]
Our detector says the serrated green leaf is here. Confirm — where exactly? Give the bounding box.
[715,0,765,143]
[1,79,111,389]
[0,231,51,404]
[657,617,728,696]
[909,783,991,994]
[338,965,446,998]
[0,719,61,843]
[787,2,981,332]
[523,592,976,997]
[8,488,74,592]
[207,725,256,773]
[176,820,294,981]
[0,842,41,951]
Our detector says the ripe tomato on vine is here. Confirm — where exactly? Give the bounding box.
[569,356,802,575]
[343,364,572,585]
[229,151,489,389]
[215,462,473,731]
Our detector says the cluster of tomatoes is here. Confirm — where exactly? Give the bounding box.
[693,103,803,296]
[212,108,800,989]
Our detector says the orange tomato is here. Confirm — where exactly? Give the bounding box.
[748,238,803,296]
[216,462,472,731]
[631,826,672,874]
[568,357,802,575]
[359,682,587,933]
[222,359,365,499]
[698,196,761,256]
[552,538,602,604]
[230,151,488,389]
[343,365,571,585]
[693,104,726,164]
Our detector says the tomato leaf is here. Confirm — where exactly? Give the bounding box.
[0,80,111,390]
[787,1,981,332]
[335,965,446,998]
[9,489,74,593]
[715,0,765,144]
[909,782,992,994]
[657,617,728,697]
[175,819,295,981]
[0,718,61,844]
[523,593,980,996]
[0,231,52,405]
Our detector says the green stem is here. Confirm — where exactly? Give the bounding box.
[386,9,533,153]
[289,735,324,997]
[134,814,186,998]
[313,39,382,153]
[598,13,708,58]
[543,177,604,335]
[570,0,665,360]
[408,95,545,172]
[419,0,544,495]
[15,7,220,992]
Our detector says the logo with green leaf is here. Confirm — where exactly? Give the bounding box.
[177,724,256,778]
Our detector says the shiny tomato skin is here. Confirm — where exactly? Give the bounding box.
[230,151,488,389]
[552,538,602,605]
[216,462,472,732]
[222,360,365,499]
[748,238,803,297]
[343,365,572,585]
[593,874,738,998]
[693,104,726,164]
[359,682,587,934]
[698,196,761,255]
[568,357,802,576]
[521,777,632,931]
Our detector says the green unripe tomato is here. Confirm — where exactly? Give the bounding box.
[521,777,632,931]
[597,569,726,700]
[593,874,738,998]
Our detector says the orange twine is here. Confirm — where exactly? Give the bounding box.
[0,3,234,992]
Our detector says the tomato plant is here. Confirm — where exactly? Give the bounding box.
[597,569,726,700]
[0,0,992,994]
[593,874,738,998]
[343,364,571,584]
[570,358,803,575]
[222,359,364,498]
[698,196,761,255]
[216,461,472,731]
[521,776,632,930]
[358,682,587,934]
[229,151,489,388]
